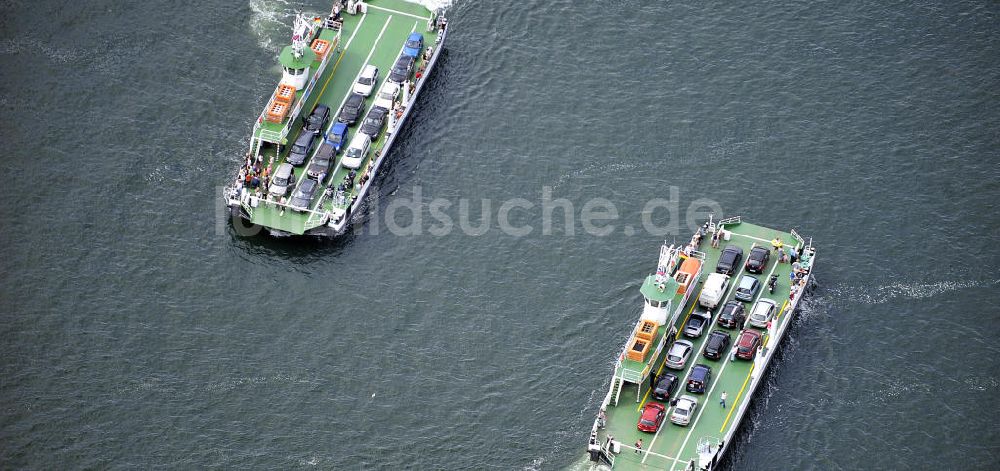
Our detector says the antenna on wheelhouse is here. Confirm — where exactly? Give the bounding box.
[291,12,308,59]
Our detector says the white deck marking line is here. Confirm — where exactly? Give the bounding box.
[721,244,752,302]
[730,231,772,244]
[666,258,782,470]
[364,4,430,21]
[282,13,368,205]
[642,257,751,464]
[300,15,392,212]
[617,443,677,462]
[327,18,418,213]
[329,15,392,170]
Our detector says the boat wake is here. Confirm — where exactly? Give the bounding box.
[552,161,661,190]
[403,0,454,11]
[815,277,999,307]
[249,0,297,51]
[249,0,455,52]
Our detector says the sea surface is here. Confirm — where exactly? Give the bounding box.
[1,0,998,469]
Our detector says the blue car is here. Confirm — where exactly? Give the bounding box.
[402,32,423,57]
[325,122,348,153]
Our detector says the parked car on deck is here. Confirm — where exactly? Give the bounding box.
[325,122,348,153]
[703,330,731,360]
[340,132,371,169]
[670,395,699,426]
[303,104,330,134]
[353,64,379,96]
[699,273,730,309]
[289,178,318,212]
[373,81,399,110]
[402,32,424,57]
[735,329,762,360]
[268,163,295,197]
[683,311,712,339]
[306,141,335,181]
[745,246,771,274]
[717,301,746,329]
[338,92,365,125]
[388,55,415,83]
[360,107,388,137]
[665,339,694,370]
[651,373,680,402]
[637,402,666,432]
[286,132,316,166]
[748,298,778,328]
[716,246,744,275]
[734,275,761,302]
[686,364,712,393]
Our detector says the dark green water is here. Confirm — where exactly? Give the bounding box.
[2,0,998,469]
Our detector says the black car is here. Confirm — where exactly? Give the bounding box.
[289,178,319,212]
[686,364,712,394]
[286,132,316,166]
[745,246,770,274]
[651,373,680,402]
[306,141,336,181]
[715,246,744,275]
[338,92,365,124]
[303,104,330,134]
[359,106,388,137]
[717,301,746,329]
[388,54,415,83]
[703,330,732,360]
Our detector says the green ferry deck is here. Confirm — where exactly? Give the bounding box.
[227,0,447,235]
[588,218,816,470]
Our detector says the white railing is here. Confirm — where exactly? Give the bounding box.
[790,228,806,250]
[717,215,742,227]
[687,249,708,260]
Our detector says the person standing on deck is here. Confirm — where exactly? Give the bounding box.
[720,391,728,408]
[634,439,642,454]
[771,237,784,252]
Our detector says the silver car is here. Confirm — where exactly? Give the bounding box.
[268,163,295,197]
[665,340,694,370]
[682,311,713,338]
[748,298,778,328]
[670,395,699,426]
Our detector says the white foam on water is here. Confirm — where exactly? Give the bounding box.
[249,0,297,51]
[552,161,656,190]
[249,0,453,53]
[818,278,999,307]
[402,0,454,12]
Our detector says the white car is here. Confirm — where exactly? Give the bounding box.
[353,64,379,96]
[748,298,778,328]
[373,81,399,110]
[699,273,730,309]
[340,133,371,169]
[670,395,699,426]
[664,340,693,370]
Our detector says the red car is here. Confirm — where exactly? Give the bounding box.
[735,329,762,360]
[637,402,666,432]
